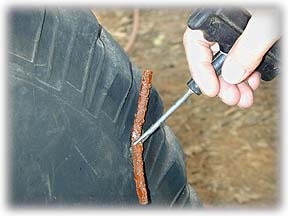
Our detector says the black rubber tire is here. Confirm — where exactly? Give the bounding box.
[8,8,201,207]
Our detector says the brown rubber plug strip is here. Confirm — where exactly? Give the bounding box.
[130,69,153,205]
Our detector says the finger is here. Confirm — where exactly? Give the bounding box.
[218,77,240,106]
[183,28,219,97]
[237,82,254,108]
[222,9,280,84]
[247,71,261,90]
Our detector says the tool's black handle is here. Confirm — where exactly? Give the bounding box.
[187,51,226,95]
[187,8,280,82]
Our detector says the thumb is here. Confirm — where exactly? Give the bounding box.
[222,9,280,84]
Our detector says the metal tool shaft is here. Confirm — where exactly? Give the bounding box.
[133,52,227,146]
[133,89,194,145]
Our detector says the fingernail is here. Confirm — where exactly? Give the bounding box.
[222,58,245,84]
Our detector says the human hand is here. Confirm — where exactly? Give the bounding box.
[183,9,280,108]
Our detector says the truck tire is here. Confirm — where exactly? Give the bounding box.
[8,8,201,207]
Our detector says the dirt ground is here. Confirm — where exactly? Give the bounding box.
[93,9,280,207]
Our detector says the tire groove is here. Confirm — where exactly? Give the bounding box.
[113,62,133,123]
[146,129,165,181]
[83,28,105,112]
[62,29,77,85]
[80,30,98,93]
[46,12,59,84]
[31,9,46,63]
[116,67,135,137]
[170,184,186,207]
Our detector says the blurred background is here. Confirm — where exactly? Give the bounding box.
[93,9,279,207]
